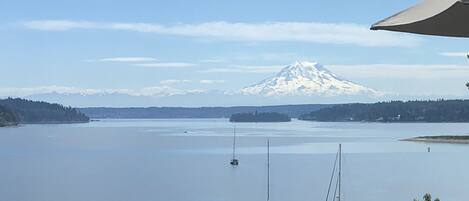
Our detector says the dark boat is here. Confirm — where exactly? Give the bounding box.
[230,125,239,166]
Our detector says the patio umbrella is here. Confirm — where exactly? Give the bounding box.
[371,0,469,37]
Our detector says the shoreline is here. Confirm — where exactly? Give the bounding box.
[1,121,90,127]
[20,121,90,125]
[402,136,469,144]
[0,122,18,128]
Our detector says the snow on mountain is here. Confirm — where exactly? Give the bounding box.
[240,61,379,97]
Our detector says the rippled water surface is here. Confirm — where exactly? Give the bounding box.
[1,119,469,201]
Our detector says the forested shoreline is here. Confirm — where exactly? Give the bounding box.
[230,112,291,122]
[0,98,89,125]
[300,100,469,122]
[0,105,17,127]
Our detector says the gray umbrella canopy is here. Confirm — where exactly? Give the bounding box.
[371,0,469,37]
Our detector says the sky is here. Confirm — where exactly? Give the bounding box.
[1,0,469,106]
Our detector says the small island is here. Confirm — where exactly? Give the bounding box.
[403,135,469,144]
[229,112,291,122]
[0,98,90,125]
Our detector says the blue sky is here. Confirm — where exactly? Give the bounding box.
[1,0,469,104]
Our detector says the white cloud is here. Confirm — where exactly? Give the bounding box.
[199,59,227,63]
[0,85,205,98]
[135,62,196,68]
[22,20,96,31]
[439,52,468,57]
[159,79,226,85]
[200,65,283,73]
[22,20,422,47]
[0,86,129,97]
[199,80,225,84]
[159,79,191,85]
[328,64,469,79]
[138,86,205,96]
[94,57,158,62]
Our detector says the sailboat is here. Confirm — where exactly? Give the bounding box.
[325,144,342,201]
[230,125,239,166]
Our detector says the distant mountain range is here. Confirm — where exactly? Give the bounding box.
[240,61,379,97]
[12,61,386,107]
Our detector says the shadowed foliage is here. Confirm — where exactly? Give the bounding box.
[300,100,469,122]
[414,193,440,201]
[230,111,291,122]
[0,98,89,124]
[0,105,17,127]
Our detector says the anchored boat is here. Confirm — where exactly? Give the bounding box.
[230,125,239,166]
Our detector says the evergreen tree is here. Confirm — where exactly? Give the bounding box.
[414,193,440,201]
[230,112,291,122]
[300,100,469,122]
[0,98,89,123]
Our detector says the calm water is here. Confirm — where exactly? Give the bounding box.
[1,119,469,201]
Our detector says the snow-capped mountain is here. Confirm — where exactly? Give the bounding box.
[241,61,379,97]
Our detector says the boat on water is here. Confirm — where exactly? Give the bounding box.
[230,125,239,166]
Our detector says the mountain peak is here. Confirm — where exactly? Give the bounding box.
[288,61,322,71]
[241,61,379,97]
[293,60,317,66]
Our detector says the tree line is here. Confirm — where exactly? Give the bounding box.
[0,105,17,127]
[300,100,469,122]
[0,98,89,124]
[230,111,291,122]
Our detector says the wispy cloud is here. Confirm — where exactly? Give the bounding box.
[200,65,283,74]
[199,59,227,63]
[439,52,467,57]
[0,85,206,97]
[159,79,226,85]
[135,62,196,68]
[22,20,422,47]
[159,79,191,85]
[328,64,469,79]
[0,86,129,97]
[199,80,225,84]
[91,57,158,62]
[85,57,194,68]
[138,86,205,96]
[23,20,96,31]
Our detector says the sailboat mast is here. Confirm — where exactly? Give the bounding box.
[338,144,342,201]
[232,124,236,160]
[229,124,239,166]
[267,138,270,201]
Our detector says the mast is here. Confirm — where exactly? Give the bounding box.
[338,144,342,201]
[267,138,270,201]
[325,144,343,201]
[325,150,339,201]
[232,125,236,160]
[230,124,239,166]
